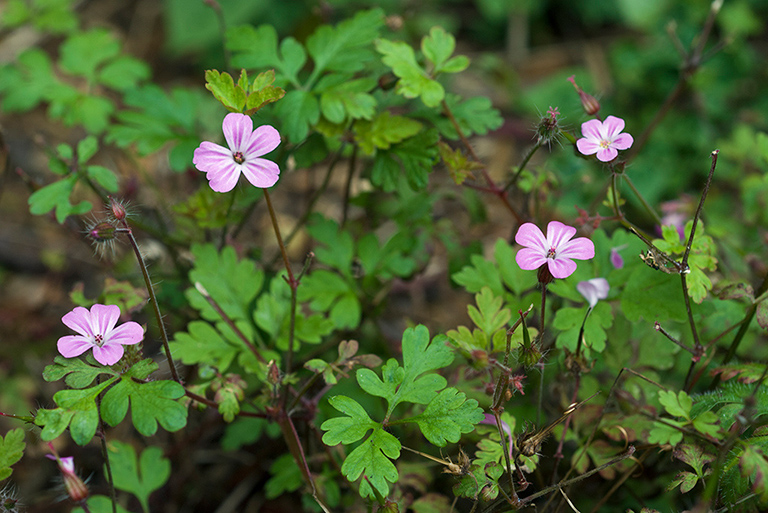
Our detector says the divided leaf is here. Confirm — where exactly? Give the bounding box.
[108,441,171,513]
[0,429,25,481]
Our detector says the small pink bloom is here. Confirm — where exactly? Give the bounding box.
[577,278,610,308]
[515,221,595,279]
[193,113,281,192]
[576,115,633,162]
[610,245,627,269]
[57,304,143,366]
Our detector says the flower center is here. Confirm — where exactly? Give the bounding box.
[599,139,611,149]
[94,334,104,347]
[232,151,245,164]
[546,247,557,259]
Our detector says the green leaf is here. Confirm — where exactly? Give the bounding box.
[621,267,687,322]
[265,453,303,499]
[86,165,119,193]
[273,89,319,142]
[28,175,92,224]
[375,38,444,107]
[659,390,693,419]
[100,360,187,436]
[43,356,117,389]
[371,128,439,191]
[711,362,768,383]
[354,111,422,154]
[321,395,379,446]
[298,270,360,329]
[37,379,117,445]
[408,388,484,446]
[357,325,453,415]
[648,419,684,446]
[77,136,99,162]
[186,243,264,323]
[318,77,377,124]
[0,49,55,112]
[306,9,384,75]
[73,495,131,513]
[468,287,511,337]
[428,94,503,139]
[342,425,400,499]
[439,142,483,185]
[245,69,285,114]
[108,441,171,513]
[0,429,25,481]
[227,24,280,70]
[452,253,504,296]
[59,29,120,80]
[692,411,721,440]
[96,55,150,92]
[204,69,247,112]
[169,321,243,373]
[740,445,768,503]
[307,215,355,274]
[421,26,469,74]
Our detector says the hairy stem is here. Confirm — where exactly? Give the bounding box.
[118,224,180,383]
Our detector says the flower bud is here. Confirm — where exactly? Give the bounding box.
[537,265,554,285]
[517,340,542,367]
[46,451,89,503]
[536,106,560,143]
[87,222,117,243]
[108,196,128,221]
[568,76,600,116]
[266,360,281,387]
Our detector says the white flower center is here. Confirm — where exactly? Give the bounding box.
[599,139,611,149]
[546,247,557,259]
[94,334,104,347]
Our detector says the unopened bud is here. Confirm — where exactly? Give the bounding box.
[377,499,399,513]
[87,222,117,243]
[536,106,561,143]
[517,340,542,368]
[537,265,554,285]
[108,196,128,221]
[567,76,600,116]
[266,360,280,386]
[46,452,89,503]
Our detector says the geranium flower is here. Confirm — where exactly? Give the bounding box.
[193,113,281,192]
[576,115,633,162]
[515,221,595,279]
[57,304,143,366]
[577,278,610,308]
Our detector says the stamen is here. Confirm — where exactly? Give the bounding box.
[232,151,245,164]
[94,334,104,347]
[546,247,557,259]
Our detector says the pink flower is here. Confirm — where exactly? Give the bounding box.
[46,445,89,502]
[193,113,281,192]
[576,115,633,162]
[577,278,610,308]
[57,304,143,366]
[515,221,595,279]
[610,245,627,269]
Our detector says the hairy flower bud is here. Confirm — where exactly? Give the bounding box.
[87,222,117,243]
[46,448,89,503]
[108,196,128,221]
[536,106,561,143]
[567,75,600,116]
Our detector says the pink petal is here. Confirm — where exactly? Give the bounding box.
[548,258,577,279]
[515,248,547,270]
[206,163,242,193]
[107,321,144,346]
[515,223,547,252]
[576,139,600,156]
[558,236,595,260]
[580,119,603,142]
[222,113,253,153]
[577,278,610,308]
[90,304,119,336]
[193,142,232,172]
[602,116,625,138]
[92,344,125,366]
[61,307,93,337]
[244,125,280,159]
[241,159,280,188]
[595,147,618,162]
[57,335,93,358]
[611,133,633,150]
[610,248,624,269]
[546,221,576,250]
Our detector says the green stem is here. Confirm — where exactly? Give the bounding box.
[117,224,181,383]
[504,138,543,191]
[622,174,662,225]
